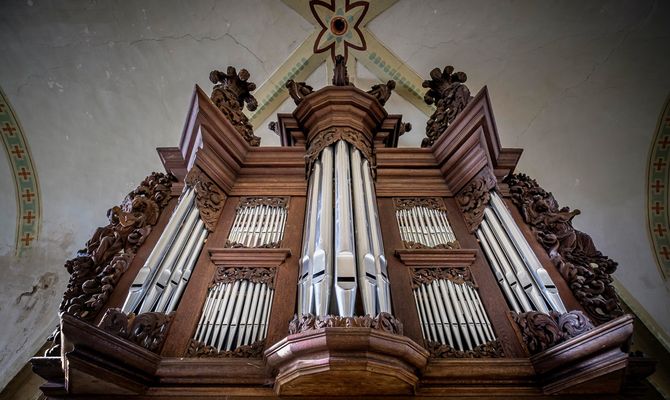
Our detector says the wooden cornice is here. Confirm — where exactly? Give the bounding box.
[395,248,477,267]
[176,86,307,197]
[375,148,451,197]
[430,86,523,195]
[208,247,292,267]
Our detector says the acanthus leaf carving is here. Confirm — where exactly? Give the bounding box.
[402,240,461,250]
[185,167,225,232]
[186,338,266,358]
[60,172,175,321]
[411,267,472,288]
[98,308,174,353]
[305,127,374,179]
[426,339,504,358]
[394,197,446,211]
[505,173,624,323]
[212,266,276,289]
[511,310,594,355]
[288,312,403,336]
[422,65,472,147]
[456,174,497,232]
[209,66,261,146]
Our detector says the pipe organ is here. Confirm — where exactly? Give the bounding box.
[33,59,654,399]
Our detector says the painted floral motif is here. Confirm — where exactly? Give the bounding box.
[310,0,368,61]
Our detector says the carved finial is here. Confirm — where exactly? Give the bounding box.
[367,80,395,106]
[209,66,261,146]
[268,121,279,135]
[399,122,412,136]
[421,65,472,147]
[286,79,314,105]
[332,55,350,86]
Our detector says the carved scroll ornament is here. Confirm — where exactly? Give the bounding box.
[305,127,374,178]
[238,196,289,209]
[411,267,472,289]
[422,65,472,147]
[186,338,265,358]
[185,168,225,232]
[60,172,175,321]
[212,266,276,289]
[505,173,623,323]
[98,308,174,353]
[511,310,594,355]
[427,339,504,358]
[456,174,497,232]
[289,312,403,335]
[209,66,261,146]
[403,241,461,250]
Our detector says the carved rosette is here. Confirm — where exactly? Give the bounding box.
[411,267,472,289]
[186,338,266,358]
[288,312,403,336]
[456,174,497,232]
[505,173,624,323]
[422,65,472,147]
[394,197,446,211]
[209,66,261,146]
[305,127,374,178]
[211,266,275,289]
[511,310,594,355]
[98,308,174,353]
[426,339,504,358]
[60,172,175,321]
[185,167,225,232]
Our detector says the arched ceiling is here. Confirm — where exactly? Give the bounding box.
[0,0,669,390]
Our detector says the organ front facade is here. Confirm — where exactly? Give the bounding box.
[31,60,656,398]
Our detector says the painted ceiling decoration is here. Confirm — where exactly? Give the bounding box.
[647,94,670,281]
[247,0,433,128]
[0,86,41,255]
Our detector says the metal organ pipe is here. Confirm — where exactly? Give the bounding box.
[122,187,208,315]
[298,140,391,317]
[476,192,566,314]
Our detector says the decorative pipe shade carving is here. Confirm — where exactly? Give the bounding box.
[226,197,288,248]
[412,272,495,351]
[476,191,565,314]
[193,268,274,352]
[123,186,208,315]
[394,199,459,249]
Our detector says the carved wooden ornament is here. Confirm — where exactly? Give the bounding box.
[422,65,472,147]
[506,173,624,323]
[185,167,225,232]
[60,172,175,321]
[288,312,403,335]
[511,310,594,355]
[456,174,497,232]
[98,308,174,353]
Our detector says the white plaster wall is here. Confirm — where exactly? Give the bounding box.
[0,0,669,390]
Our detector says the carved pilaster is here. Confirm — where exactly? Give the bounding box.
[511,310,594,355]
[422,65,472,147]
[60,172,175,321]
[456,174,496,232]
[185,167,225,232]
[426,339,504,358]
[505,173,624,323]
[288,312,403,335]
[186,338,266,358]
[211,266,276,289]
[209,66,261,146]
[98,308,174,353]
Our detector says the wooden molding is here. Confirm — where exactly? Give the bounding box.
[395,248,477,267]
[208,247,292,266]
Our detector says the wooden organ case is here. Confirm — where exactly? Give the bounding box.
[32,62,656,398]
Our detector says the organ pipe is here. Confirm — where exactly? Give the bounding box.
[298,140,390,317]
